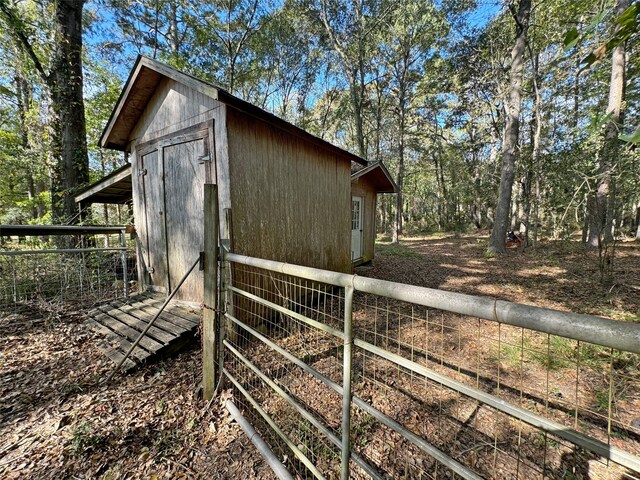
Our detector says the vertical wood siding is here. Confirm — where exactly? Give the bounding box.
[126,77,225,302]
[227,108,351,273]
[130,77,220,145]
[140,149,168,291]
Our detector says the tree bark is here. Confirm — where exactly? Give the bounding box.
[0,0,89,224]
[488,0,531,254]
[589,0,628,248]
[49,0,89,223]
[524,51,542,246]
[392,101,406,242]
[14,66,39,220]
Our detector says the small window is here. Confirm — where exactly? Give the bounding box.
[352,200,361,230]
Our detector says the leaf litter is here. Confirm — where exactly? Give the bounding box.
[0,311,276,479]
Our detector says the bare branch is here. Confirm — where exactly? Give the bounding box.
[0,0,50,85]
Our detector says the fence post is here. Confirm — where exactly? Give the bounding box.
[203,184,219,401]
[120,228,129,298]
[341,285,354,480]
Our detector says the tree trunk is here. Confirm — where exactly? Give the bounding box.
[488,0,531,254]
[392,101,406,243]
[587,0,627,249]
[0,0,89,224]
[349,71,366,158]
[169,0,179,62]
[587,190,600,246]
[524,51,542,246]
[49,0,89,223]
[15,66,38,220]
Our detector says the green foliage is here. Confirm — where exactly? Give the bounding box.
[375,242,420,257]
[0,0,637,257]
[71,421,105,455]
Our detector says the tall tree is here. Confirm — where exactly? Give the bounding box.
[0,0,89,223]
[487,0,531,254]
[588,0,629,248]
[303,0,394,158]
[380,0,447,242]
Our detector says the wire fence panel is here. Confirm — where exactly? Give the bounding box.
[222,253,640,480]
[224,264,346,478]
[0,230,136,325]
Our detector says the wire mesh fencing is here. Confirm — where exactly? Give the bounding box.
[0,227,136,326]
[221,253,640,480]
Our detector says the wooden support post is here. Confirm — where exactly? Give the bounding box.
[203,184,219,401]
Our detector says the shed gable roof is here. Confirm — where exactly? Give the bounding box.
[351,161,398,193]
[100,56,367,165]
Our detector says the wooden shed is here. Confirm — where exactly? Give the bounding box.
[350,162,397,266]
[77,56,394,304]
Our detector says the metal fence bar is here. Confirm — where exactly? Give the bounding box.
[225,253,640,354]
[355,337,640,473]
[350,395,483,480]
[119,229,129,298]
[0,224,127,235]
[222,252,640,479]
[0,247,128,255]
[225,309,486,479]
[226,400,295,480]
[228,285,344,339]
[224,340,384,480]
[223,367,326,480]
[224,312,342,395]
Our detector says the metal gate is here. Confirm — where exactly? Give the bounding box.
[205,248,640,480]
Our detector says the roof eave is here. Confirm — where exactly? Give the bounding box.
[217,90,367,166]
[351,161,398,193]
[99,56,368,166]
[74,164,132,204]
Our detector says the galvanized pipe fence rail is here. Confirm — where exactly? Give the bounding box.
[218,252,640,480]
[0,225,133,321]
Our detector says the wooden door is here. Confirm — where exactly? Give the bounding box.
[351,196,363,261]
[162,134,210,301]
[139,148,169,291]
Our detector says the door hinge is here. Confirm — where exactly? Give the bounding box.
[147,267,155,274]
[198,155,211,164]
[138,169,147,177]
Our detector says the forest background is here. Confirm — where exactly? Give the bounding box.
[0,0,638,261]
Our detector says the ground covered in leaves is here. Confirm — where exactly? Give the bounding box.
[1,233,639,479]
[370,233,640,322]
[0,309,275,479]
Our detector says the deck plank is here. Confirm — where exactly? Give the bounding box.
[91,312,164,351]
[95,306,177,344]
[135,297,201,323]
[98,343,137,371]
[117,301,199,331]
[87,320,151,361]
[105,303,189,337]
[86,292,200,372]
[132,303,200,330]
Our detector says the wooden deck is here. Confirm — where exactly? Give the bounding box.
[86,291,201,371]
